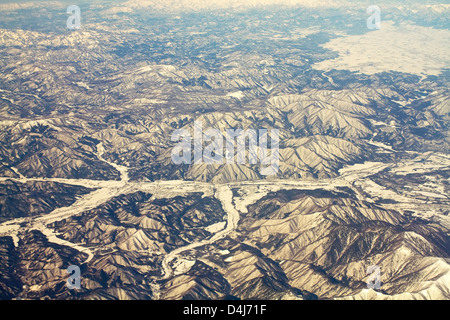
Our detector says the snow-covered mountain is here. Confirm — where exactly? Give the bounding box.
[0,0,448,301]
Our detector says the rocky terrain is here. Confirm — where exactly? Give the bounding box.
[0,0,448,300]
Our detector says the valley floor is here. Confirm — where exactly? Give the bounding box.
[0,144,449,300]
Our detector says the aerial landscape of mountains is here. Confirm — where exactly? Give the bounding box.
[0,0,448,300]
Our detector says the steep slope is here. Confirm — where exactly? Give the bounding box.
[232,189,450,299]
[0,180,94,223]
